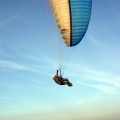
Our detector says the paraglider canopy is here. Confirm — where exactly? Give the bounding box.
[50,0,92,47]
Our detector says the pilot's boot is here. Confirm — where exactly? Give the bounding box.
[68,82,73,87]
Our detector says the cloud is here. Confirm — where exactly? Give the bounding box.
[0,15,18,28]
[0,57,55,91]
[69,62,120,86]
[87,35,103,47]
[81,68,120,87]
[11,106,17,108]
[0,58,54,77]
[0,59,29,70]
[76,81,120,95]
[0,48,4,55]
[0,1,40,28]
[0,12,18,28]
[0,96,13,101]
[0,59,41,71]
[67,62,120,94]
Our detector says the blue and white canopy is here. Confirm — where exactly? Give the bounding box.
[50,0,92,47]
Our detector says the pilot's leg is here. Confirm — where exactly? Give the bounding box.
[62,78,69,84]
[68,82,73,86]
[64,79,72,86]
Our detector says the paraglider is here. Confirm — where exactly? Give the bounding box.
[49,0,92,86]
[53,69,73,87]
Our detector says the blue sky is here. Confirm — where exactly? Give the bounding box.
[0,0,120,120]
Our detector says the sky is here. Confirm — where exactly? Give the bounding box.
[0,0,120,120]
